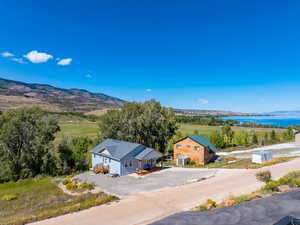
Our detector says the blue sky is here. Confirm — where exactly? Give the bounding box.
[1,0,300,113]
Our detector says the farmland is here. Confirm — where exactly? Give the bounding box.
[55,121,99,144]
[56,120,285,144]
[179,123,285,137]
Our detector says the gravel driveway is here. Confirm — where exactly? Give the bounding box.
[77,167,216,196]
[150,189,300,225]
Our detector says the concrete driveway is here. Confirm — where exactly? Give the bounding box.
[77,167,217,196]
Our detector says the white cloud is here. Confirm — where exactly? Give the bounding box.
[145,88,152,92]
[11,57,27,64]
[23,50,53,63]
[1,51,14,57]
[199,98,209,104]
[85,73,93,78]
[57,58,72,66]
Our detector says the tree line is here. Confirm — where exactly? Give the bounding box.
[176,115,239,126]
[0,100,178,182]
[0,107,95,182]
[0,101,297,182]
[208,125,294,149]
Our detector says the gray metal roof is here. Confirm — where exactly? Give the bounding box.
[135,147,162,160]
[90,139,143,160]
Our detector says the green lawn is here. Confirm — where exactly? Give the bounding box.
[55,121,99,143]
[56,121,285,142]
[179,124,285,137]
[55,121,287,152]
[0,178,118,225]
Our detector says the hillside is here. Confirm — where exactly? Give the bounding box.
[0,78,125,112]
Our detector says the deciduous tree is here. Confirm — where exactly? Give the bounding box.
[0,107,60,181]
[98,100,178,154]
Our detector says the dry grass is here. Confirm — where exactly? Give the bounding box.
[0,178,118,225]
[0,95,62,112]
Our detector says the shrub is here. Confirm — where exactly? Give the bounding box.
[80,183,94,190]
[264,181,279,192]
[278,177,290,185]
[284,171,300,179]
[67,174,75,179]
[289,178,300,188]
[2,194,18,201]
[197,205,209,211]
[66,183,78,190]
[234,194,252,204]
[207,199,217,207]
[62,179,71,185]
[256,170,272,183]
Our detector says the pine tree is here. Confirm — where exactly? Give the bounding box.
[252,133,259,145]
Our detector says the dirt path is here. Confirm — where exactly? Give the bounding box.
[31,158,300,225]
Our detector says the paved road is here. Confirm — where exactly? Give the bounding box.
[150,189,300,225]
[77,168,216,196]
[32,158,300,225]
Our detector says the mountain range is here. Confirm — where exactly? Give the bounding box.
[173,108,263,116]
[0,77,125,112]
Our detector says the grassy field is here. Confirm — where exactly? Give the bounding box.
[56,121,99,143]
[55,121,286,144]
[179,124,285,137]
[0,178,118,225]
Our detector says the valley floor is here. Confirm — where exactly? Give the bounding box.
[31,158,300,225]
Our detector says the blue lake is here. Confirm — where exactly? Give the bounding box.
[221,116,300,127]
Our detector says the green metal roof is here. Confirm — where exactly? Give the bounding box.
[188,135,217,153]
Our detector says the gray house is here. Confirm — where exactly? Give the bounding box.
[90,139,162,176]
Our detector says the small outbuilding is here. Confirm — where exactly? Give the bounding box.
[295,131,300,146]
[252,151,273,164]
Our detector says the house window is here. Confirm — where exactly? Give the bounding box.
[194,146,200,150]
[176,144,182,149]
[109,158,111,163]
[129,160,132,167]
[125,161,128,168]
[186,145,191,148]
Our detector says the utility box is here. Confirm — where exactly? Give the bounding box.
[295,132,300,146]
[252,151,273,164]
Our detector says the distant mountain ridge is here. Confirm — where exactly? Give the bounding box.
[0,77,125,112]
[173,108,263,116]
[268,111,300,116]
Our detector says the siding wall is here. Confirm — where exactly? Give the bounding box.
[92,153,121,175]
[120,145,145,175]
[296,133,300,146]
[173,138,214,165]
